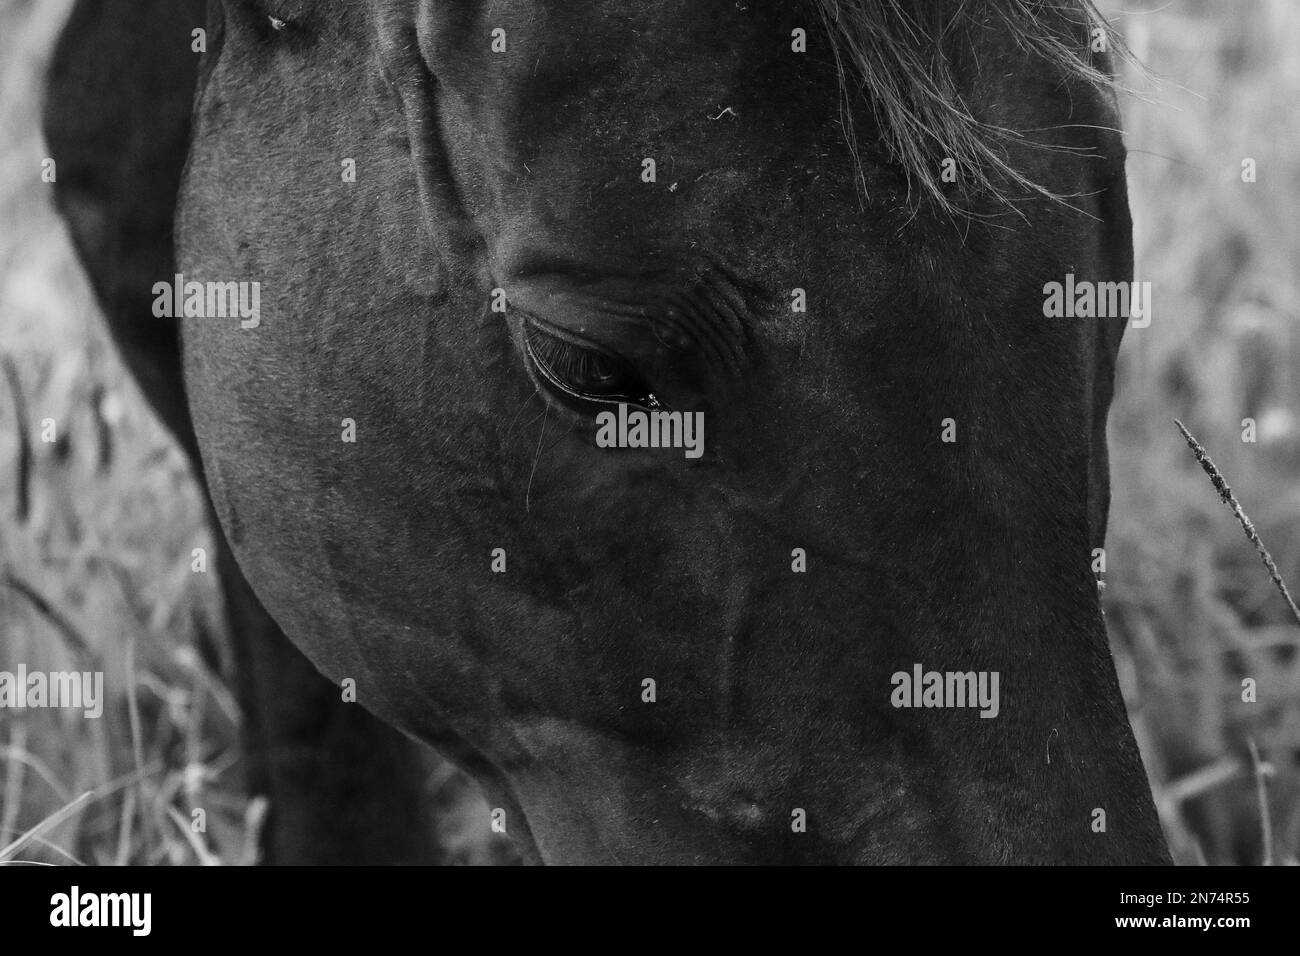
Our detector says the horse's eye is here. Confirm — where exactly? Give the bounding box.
[523,319,661,413]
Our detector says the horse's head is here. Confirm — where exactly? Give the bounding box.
[176,0,1169,863]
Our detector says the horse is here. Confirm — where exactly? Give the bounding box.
[44,0,1172,864]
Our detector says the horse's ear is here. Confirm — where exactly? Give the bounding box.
[42,0,209,454]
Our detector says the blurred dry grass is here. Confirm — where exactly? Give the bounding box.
[0,0,1297,865]
[1101,0,1300,864]
[1,0,243,864]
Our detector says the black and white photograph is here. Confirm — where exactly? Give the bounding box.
[0,0,1295,925]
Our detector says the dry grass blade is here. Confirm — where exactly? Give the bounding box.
[1,720,28,843]
[165,806,221,865]
[2,572,98,664]
[1247,738,1275,866]
[0,741,73,806]
[123,632,151,849]
[1163,756,1245,807]
[0,790,92,863]
[1174,419,1300,629]
[1,354,31,523]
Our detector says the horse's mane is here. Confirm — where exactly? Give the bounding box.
[812,0,1130,214]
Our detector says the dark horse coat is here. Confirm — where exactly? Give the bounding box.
[45,0,1171,864]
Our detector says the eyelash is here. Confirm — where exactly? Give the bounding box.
[529,331,615,386]
[523,320,661,413]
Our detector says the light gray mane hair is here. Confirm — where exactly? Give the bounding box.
[812,0,1131,214]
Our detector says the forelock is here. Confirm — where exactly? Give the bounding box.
[811,0,1132,216]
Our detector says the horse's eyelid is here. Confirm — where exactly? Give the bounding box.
[524,326,657,411]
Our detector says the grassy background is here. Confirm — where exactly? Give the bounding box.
[1101,0,1300,865]
[1,0,1297,864]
